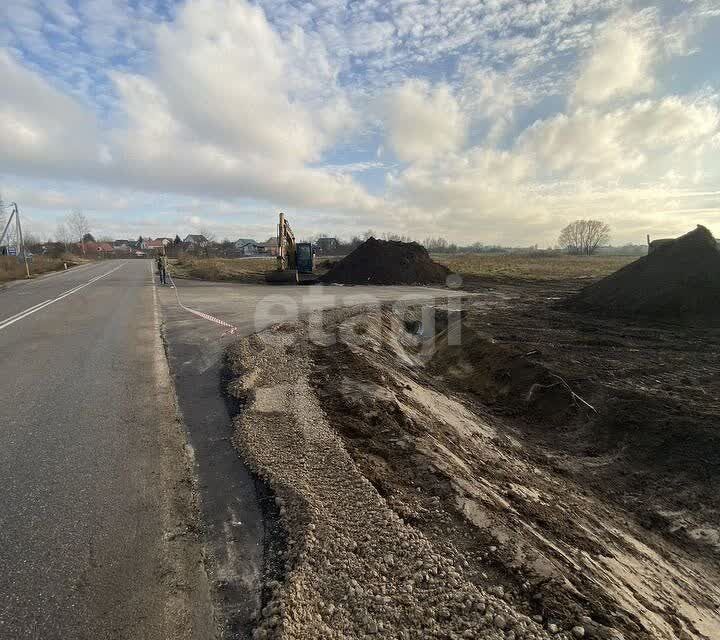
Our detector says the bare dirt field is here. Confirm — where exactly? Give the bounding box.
[223,269,720,640]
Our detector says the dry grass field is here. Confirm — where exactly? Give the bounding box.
[169,255,277,283]
[169,254,339,283]
[435,252,639,281]
[0,255,76,284]
[169,253,639,285]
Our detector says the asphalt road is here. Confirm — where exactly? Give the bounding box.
[0,260,210,640]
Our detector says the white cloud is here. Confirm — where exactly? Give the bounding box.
[347,20,395,55]
[383,80,467,163]
[0,0,376,217]
[457,65,531,142]
[519,95,720,180]
[0,50,101,173]
[573,9,660,106]
[148,0,344,164]
[101,0,372,213]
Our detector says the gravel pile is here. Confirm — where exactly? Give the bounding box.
[320,237,451,285]
[225,326,559,640]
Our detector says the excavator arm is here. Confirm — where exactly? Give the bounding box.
[266,212,300,283]
[277,212,296,272]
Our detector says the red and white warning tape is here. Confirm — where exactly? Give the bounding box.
[165,270,238,336]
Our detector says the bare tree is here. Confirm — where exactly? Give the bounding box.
[558,219,610,255]
[197,228,216,256]
[56,221,72,248]
[382,232,413,242]
[423,237,449,252]
[197,227,216,243]
[23,232,41,247]
[66,210,90,255]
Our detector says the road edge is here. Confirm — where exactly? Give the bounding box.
[151,269,217,640]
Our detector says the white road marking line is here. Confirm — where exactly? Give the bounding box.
[0,265,124,330]
[0,262,127,332]
[0,298,54,324]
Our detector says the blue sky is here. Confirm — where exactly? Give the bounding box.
[1,0,719,246]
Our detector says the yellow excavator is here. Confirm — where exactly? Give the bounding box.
[265,212,316,284]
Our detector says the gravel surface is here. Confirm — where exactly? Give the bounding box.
[225,325,558,640]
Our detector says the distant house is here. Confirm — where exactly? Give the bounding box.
[315,237,339,254]
[141,237,172,250]
[85,242,114,254]
[255,237,279,256]
[183,234,209,247]
[112,240,131,253]
[145,239,169,251]
[234,238,259,255]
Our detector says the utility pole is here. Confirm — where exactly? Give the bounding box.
[15,204,31,278]
[0,203,31,278]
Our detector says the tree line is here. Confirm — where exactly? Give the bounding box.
[2,199,614,259]
[308,220,611,256]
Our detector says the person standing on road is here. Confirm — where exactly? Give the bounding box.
[156,250,167,285]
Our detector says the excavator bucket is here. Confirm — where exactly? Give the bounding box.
[265,269,299,284]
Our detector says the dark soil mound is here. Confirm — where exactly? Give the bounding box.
[589,389,720,479]
[570,225,720,321]
[320,237,451,285]
[428,324,580,425]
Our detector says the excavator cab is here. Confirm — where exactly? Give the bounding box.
[296,242,314,274]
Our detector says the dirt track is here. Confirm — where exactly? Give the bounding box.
[224,279,720,640]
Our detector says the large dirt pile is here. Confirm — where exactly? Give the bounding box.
[321,237,451,285]
[570,225,720,321]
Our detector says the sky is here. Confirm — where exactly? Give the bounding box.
[1,0,719,246]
